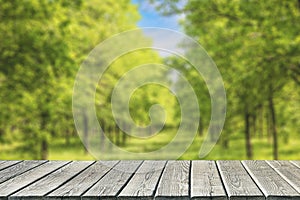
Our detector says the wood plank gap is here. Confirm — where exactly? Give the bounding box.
[115,160,145,197]
[155,160,190,199]
[6,161,72,198]
[189,160,192,199]
[9,161,94,199]
[118,160,167,199]
[215,160,229,199]
[290,161,300,169]
[16,160,49,178]
[240,160,266,197]
[242,160,300,199]
[191,160,226,199]
[266,161,300,194]
[43,161,96,197]
[82,160,144,199]
[0,160,47,184]
[0,161,23,172]
[78,160,121,198]
[152,160,168,198]
[217,160,264,199]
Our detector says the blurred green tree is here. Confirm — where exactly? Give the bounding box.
[153,0,300,159]
[0,0,142,159]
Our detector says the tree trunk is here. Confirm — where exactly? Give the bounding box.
[115,125,120,146]
[83,112,89,154]
[198,118,203,136]
[121,123,127,145]
[100,122,105,151]
[40,110,49,160]
[122,133,126,145]
[41,139,48,160]
[259,105,264,138]
[252,114,257,137]
[107,126,113,142]
[65,130,70,145]
[222,133,229,149]
[209,123,217,142]
[121,131,127,145]
[107,126,113,150]
[269,95,278,160]
[0,128,3,142]
[267,110,272,142]
[245,110,253,159]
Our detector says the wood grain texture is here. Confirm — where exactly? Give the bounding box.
[155,160,190,200]
[0,160,300,199]
[217,160,264,200]
[0,161,69,199]
[242,160,300,199]
[0,161,22,171]
[82,160,143,199]
[191,160,226,200]
[267,161,300,194]
[9,161,94,200]
[46,161,118,200]
[0,160,46,184]
[118,160,166,200]
[291,161,300,169]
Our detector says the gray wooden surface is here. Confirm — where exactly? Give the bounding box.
[118,160,166,199]
[0,161,21,171]
[82,160,142,199]
[0,160,46,184]
[155,160,190,199]
[0,161,69,199]
[10,161,93,200]
[267,160,300,193]
[191,160,226,199]
[242,160,300,199]
[0,160,300,199]
[217,160,264,200]
[46,161,118,200]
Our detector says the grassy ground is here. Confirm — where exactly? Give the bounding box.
[0,130,299,160]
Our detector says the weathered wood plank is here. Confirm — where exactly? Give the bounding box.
[0,160,46,184]
[291,161,300,169]
[9,161,94,200]
[82,160,143,199]
[0,161,69,199]
[191,160,226,200]
[217,160,264,200]
[0,161,22,171]
[267,161,300,194]
[118,160,166,200]
[46,161,118,200]
[155,160,190,199]
[242,160,300,199]
[0,160,300,200]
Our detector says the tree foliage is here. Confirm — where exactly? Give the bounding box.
[0,0,145,158]
[0,0,299,160]
[155,0,300,159]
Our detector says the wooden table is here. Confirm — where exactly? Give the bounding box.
[0,160,300,199]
